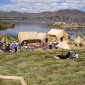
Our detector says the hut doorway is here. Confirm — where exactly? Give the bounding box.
[45,38,48,43]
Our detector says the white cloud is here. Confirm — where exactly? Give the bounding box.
[0,0,85,12]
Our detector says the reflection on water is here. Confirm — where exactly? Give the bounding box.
[0,22,85,39]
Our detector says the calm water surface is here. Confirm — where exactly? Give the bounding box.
[0,22,85,39]
[0,22,51,35]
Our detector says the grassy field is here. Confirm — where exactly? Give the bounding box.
[0,49,85,85]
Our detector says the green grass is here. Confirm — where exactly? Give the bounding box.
[0,49,85,85]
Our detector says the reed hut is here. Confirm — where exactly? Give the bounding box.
[74,36,83,46]
[82,38,85,46]
[82,41,85,46]
[76,31,84,38]
[74,32,84,46]
[18,32,46,44]
[47,29,70,42]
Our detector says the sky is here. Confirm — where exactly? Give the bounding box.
[0,0,85,13]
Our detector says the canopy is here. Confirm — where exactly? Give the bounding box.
[56,41,70,50]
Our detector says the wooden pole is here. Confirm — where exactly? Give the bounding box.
[0,75,27,85]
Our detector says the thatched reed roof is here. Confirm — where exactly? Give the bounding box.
[82,39,85,46]
[47,29,69,40]
[82,41,85,46]
[76,31,84,38]
[74,36,83,44]
[18,32,46,43]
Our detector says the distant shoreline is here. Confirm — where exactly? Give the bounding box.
[0,20,85,31]
[0,22,15,29]
[49,23,85,30]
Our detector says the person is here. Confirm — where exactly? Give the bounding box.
[10,41,16,52]
[15,41,19,52]
[66,51,78,59]
[24,45,28,50]
[49,41,52,49]
[72,52,78,58]
[68,52,74,59]
[10,41,18,52]
[41,42,45,47]
[41,42,48,50]
[14,41,19,52]
[53,40,58,47]
[65,51,71,58]
[4,44,10,52]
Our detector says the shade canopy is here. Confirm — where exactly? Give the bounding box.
[56,41,71,50]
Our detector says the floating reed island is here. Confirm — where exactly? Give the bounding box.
[49,22,85,30]
[0,22,15,29]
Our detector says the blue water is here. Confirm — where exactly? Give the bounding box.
[66,29,85,39]
[0,22,51,36]
[0,22,85,39]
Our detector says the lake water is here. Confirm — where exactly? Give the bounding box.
[0,22,85,39]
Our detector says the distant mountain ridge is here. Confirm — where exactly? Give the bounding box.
[0,9,85,23]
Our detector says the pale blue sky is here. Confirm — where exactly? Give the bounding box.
[0,0,85,13]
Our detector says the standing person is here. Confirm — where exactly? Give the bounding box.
[49,41,52,49]
[14,41,19,52]
[11,41,18,53]
[54,40,58,47]
[10,41,16,52]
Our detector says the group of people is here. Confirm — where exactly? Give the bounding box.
[0,41,20,53]
[22,40,59,51]
[65,51,78,59]
[0,40,79,60]
[54,51,79,60]
[40,40,59,50]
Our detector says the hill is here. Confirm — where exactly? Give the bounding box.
[0,9,85,23]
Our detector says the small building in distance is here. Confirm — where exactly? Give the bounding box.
[18,32,47,45]
[47,29,70,42]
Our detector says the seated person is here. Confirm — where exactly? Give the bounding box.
[65,51,74,59]
[66,51,79,59]
[69,52,74,59]
[4,44,10,52]
[65,51,71,58]
[72,52,78,58]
